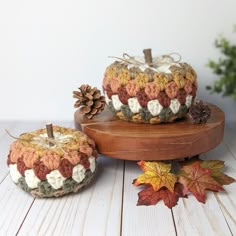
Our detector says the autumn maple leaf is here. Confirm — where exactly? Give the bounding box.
[200,160,235,185]
[137,186,161,206]
[179,161,224,203]
[137,183,187,208]
[133,161,177,192]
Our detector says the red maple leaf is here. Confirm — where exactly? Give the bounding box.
[178,161,224,203]
[137,183,187,208]
[134,159,235,208]
[137,186,161,206]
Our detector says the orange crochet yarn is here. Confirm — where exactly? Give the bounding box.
[144,82,160,100]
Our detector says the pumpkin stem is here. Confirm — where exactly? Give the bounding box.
[143,48,153,66]
[46,123,54,146]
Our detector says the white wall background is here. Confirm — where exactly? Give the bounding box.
[0,0,236,122]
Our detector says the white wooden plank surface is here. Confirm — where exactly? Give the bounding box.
[205,125,236,235]
[173,189,232,236]
[0,121,236,236]
[173,142,236,236]
[122,160,176,236]
[17,157,124,236]
[224,123,236,160]
[0,175,34,236]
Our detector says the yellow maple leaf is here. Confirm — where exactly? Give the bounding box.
[133,161,177,192]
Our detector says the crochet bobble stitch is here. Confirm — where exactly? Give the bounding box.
[103,62,197,124]
[7,126,98,198]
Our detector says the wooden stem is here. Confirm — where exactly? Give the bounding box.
[143,48,153,66]
[46,123,54,146]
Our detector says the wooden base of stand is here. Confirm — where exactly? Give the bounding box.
[74,104,225,161]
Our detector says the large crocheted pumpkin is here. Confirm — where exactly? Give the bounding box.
[103,51,197,124]
[7,126,98,197]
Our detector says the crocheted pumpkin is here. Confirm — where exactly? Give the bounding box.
[7,126,98,197]
[103,52,197,124]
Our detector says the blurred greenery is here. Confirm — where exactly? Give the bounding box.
[207,28,236,100]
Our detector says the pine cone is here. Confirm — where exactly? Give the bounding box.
[73,84,106,119]
[189,100,211,123]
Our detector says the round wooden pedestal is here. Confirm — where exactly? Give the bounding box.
[74,104,224,161]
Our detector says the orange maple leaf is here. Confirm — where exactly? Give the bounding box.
[200,160,235,185]
[133,161,177,192]
[179,161,224,203]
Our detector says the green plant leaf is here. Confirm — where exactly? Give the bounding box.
[207,27,236,100]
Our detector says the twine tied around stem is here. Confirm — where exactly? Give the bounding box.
[109,49,181,70]
[5,128,74,153]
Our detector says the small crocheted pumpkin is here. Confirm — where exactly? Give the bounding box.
[7,126,98,197]
[103,51,197,124]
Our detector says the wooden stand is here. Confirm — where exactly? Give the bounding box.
[74,104,224,161]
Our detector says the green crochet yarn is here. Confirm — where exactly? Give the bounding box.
[38,181,55,196]
[18,177,31,193]
[108,101,116,113]
[159,108,174,122]
[177,105,188,119]
[139,108,153,121]
[63,178,78,193]
[121,105,133,119]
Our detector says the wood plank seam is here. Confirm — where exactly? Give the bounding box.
[37,200,57,234]
[214,193,234,236]
[223,124,236,161]
[0,172,9,185]
[223,141,236,161]
[121,160,176,235]
[120,160,126,236]
[50,198,70,234]
[170,210,178,236]
[15,198,36,236]
[79,179,96,235]
[103,159,124,236]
